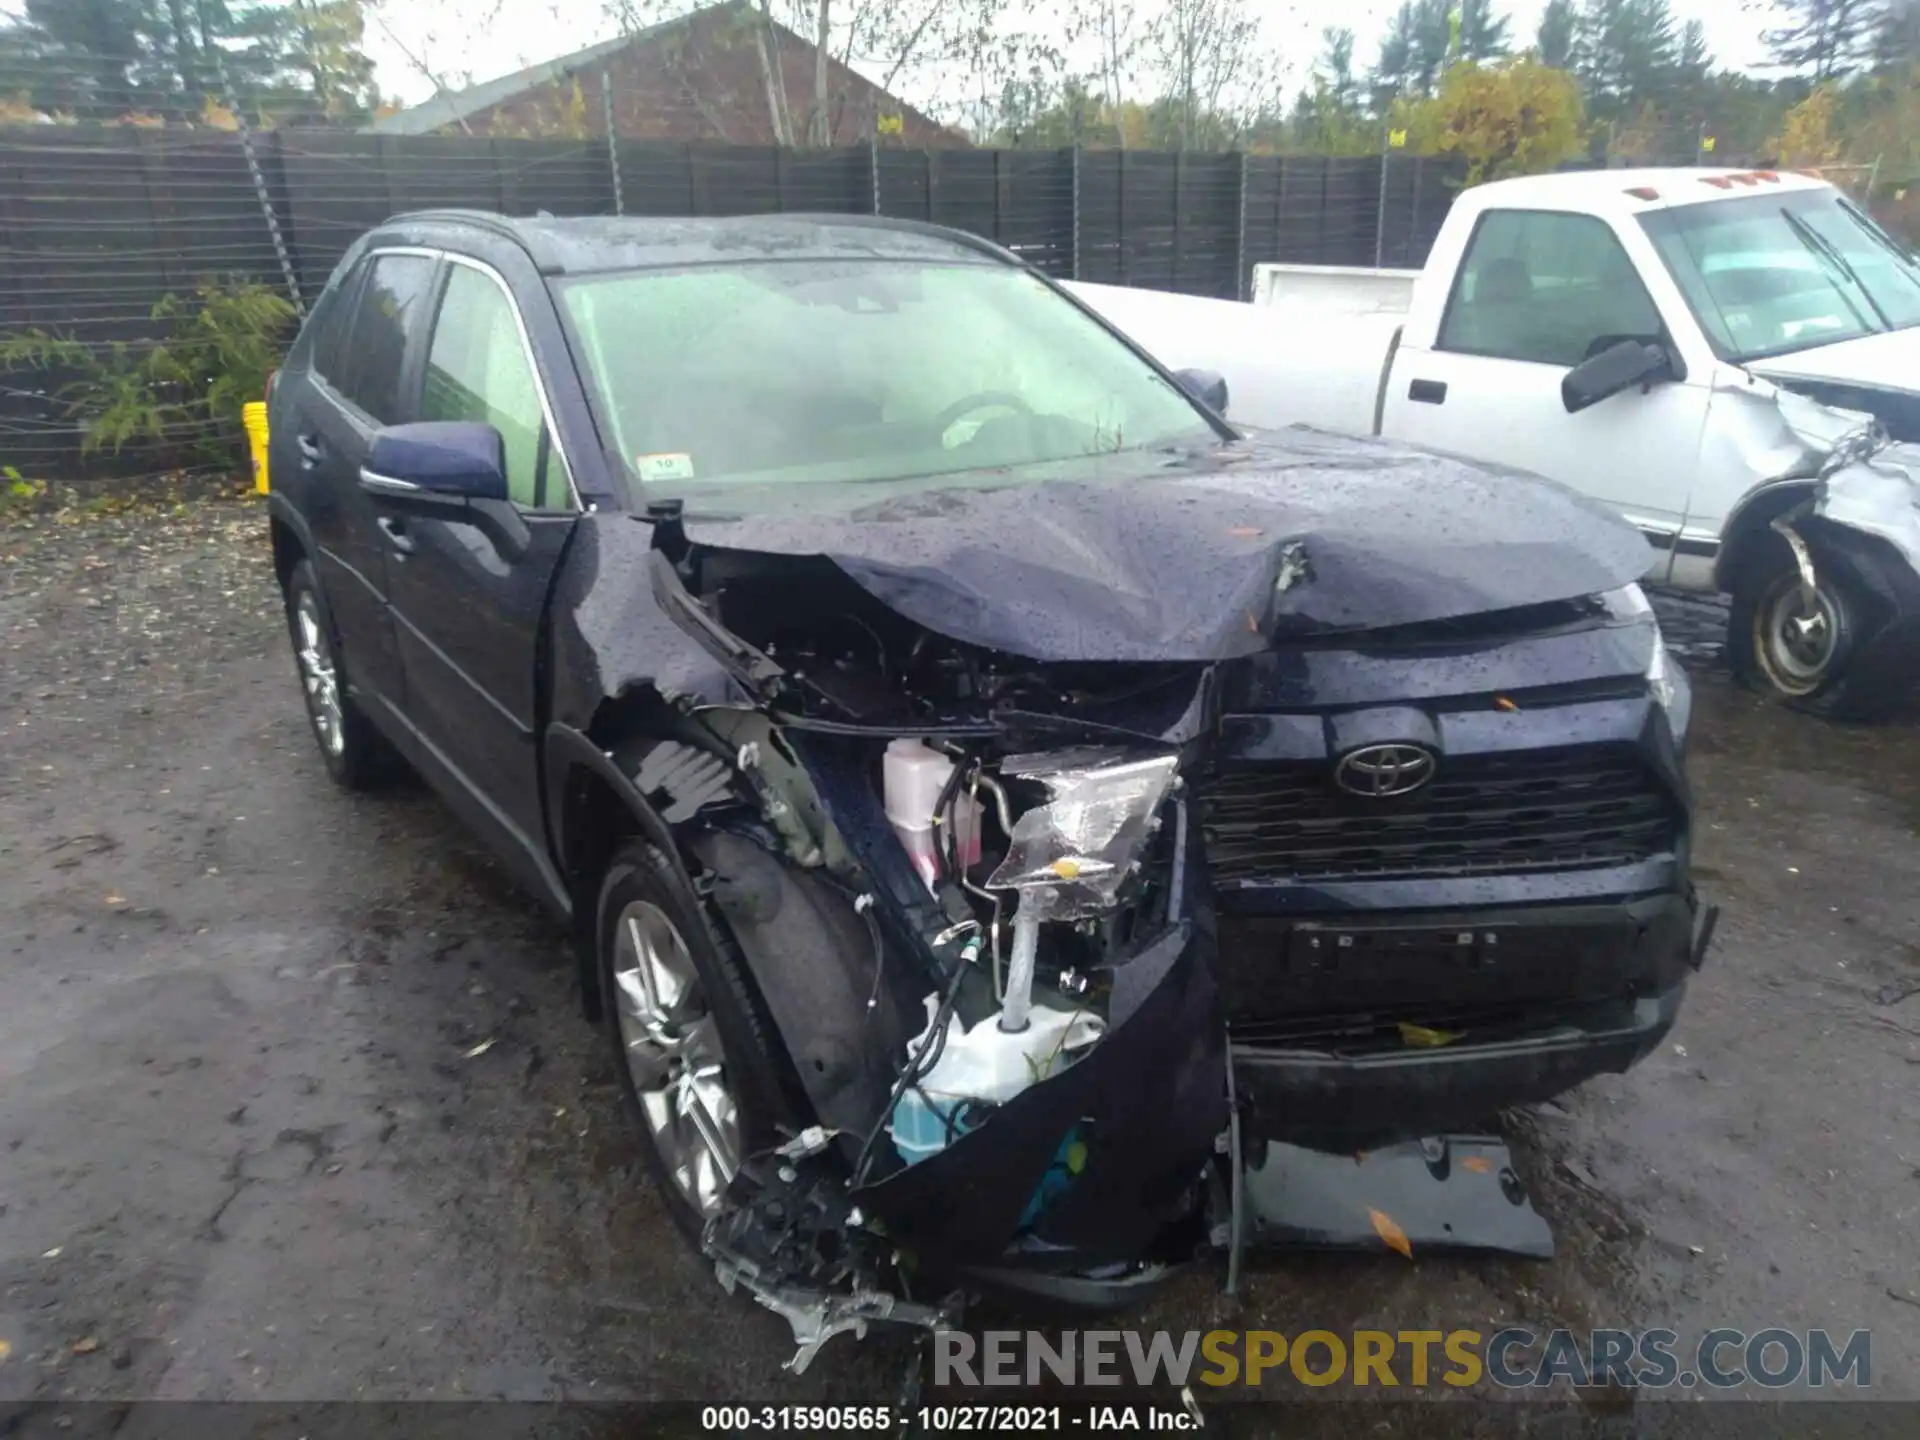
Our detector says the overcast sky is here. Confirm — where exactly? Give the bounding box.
[363,0,1775,113]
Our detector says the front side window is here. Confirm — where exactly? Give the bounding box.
[1439,209,1664,367]
[339,253,435,425]
[556,259,1216,497]
[1641,190,1920,363]
[421,263,572,509]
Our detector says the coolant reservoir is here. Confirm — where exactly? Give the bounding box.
[883,738,980,889]
[888,998,1105,1165]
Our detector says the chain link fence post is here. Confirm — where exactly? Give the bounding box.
[1072,144,1082,280]
[1236,150,1249,299]
[197,1,303,315]
[1374,135,1390,271]
[603,72,624,216]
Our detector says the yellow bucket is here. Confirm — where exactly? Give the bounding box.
[243,400,270,494]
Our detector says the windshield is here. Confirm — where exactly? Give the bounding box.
[1641,189,1920,363]
[555,259,1217,497]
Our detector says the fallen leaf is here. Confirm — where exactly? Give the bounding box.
[104,894,126,907]
[0,1339,12,1363]
[1229,525,1263,538]
[462,1038,495,1060]
[1461,1155,1493,1174]
[1369,1207,1412,1258]
[1494,696,1519,712]
[1397,1021,1463,1048]
[72,1336,100,1355]
[41,1246,62,1259]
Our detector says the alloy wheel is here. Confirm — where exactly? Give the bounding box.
[295,590,345,756]
[612,900,742,1217]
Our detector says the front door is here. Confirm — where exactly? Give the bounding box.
[379,256,581,906]
[1381,207,1713,582]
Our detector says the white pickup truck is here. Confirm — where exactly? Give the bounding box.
[1067,167,1920,717]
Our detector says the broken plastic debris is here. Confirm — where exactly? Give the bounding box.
[1397,1021,1464,1048]
[462,1038,496,1060]
[1368,1207,1413,1258]
[41,1247,62,1259]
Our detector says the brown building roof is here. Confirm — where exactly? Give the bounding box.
[368,1,963,148]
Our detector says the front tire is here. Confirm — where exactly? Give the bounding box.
[1728,536,1897,720]
[596,839,796,1244]
[283,558,395,788]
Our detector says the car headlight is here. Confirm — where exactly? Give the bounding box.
[986,749,1180,921]
[1603,584,1690,732]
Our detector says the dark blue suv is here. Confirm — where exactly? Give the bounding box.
[267,209,1711,1368]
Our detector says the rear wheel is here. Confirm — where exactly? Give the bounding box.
[283,558,395,788]
[596,839,796,1243]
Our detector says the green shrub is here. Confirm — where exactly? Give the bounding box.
[0,278,296,468]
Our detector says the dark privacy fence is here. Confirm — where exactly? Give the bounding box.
[0,127,1464,479]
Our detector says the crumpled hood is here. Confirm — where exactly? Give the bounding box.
[678,429,1653,661]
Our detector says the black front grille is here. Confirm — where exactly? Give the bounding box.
[1198,745,1676,885]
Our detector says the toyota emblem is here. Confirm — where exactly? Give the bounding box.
[1334,743,1437,798]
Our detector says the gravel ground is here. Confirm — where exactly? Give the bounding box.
[1,497,1916,1414]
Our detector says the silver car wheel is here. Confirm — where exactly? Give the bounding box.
[295,590,345,757]
[612,900,741,1217]
[1756,573,1840,695]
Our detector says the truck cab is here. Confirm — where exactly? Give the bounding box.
[1069,168,1920,717]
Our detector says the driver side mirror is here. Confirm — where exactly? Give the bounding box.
[1561,341,1675,414]
[1174,367,1230,417]
[360,421,509,503]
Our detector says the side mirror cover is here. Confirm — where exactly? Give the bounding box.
[1174,367,1230,417]
[362,421,509,502]
[1562,341,1672,414]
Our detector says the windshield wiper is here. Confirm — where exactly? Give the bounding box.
[1781,207,1892,331]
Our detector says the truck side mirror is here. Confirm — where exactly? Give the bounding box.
[1561,341,1674,414]
[1174,367,1230,417]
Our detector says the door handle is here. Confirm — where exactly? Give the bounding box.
[296,433,324,467]
[1408,379,1448,405]
[375,515,416,556]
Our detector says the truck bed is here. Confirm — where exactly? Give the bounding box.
[1251,263,1419,318]
[1064,280,1401,436]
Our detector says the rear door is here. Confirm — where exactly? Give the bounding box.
[293,250,438,718]
[378,250,581,906]
[1381,208,1713,579]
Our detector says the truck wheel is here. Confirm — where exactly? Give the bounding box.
[283,558,396,789]
[1728,540,1892,720]
[596,839,797,1244]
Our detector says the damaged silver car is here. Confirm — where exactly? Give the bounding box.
[264,212,1716,1374]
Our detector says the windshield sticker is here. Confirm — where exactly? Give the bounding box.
[638,452,696,482]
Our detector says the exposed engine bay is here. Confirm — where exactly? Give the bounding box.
[618,526,1688,1377]
[630,539,1233,1370]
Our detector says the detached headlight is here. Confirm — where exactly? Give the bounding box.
[986,749,1180,921]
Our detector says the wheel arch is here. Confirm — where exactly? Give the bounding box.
[1714,479,1818,594]
[546,721,696,1022]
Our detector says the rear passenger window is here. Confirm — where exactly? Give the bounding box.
[308,265,360,385]
[338,253,435,425]
[1439,210,1664,367]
